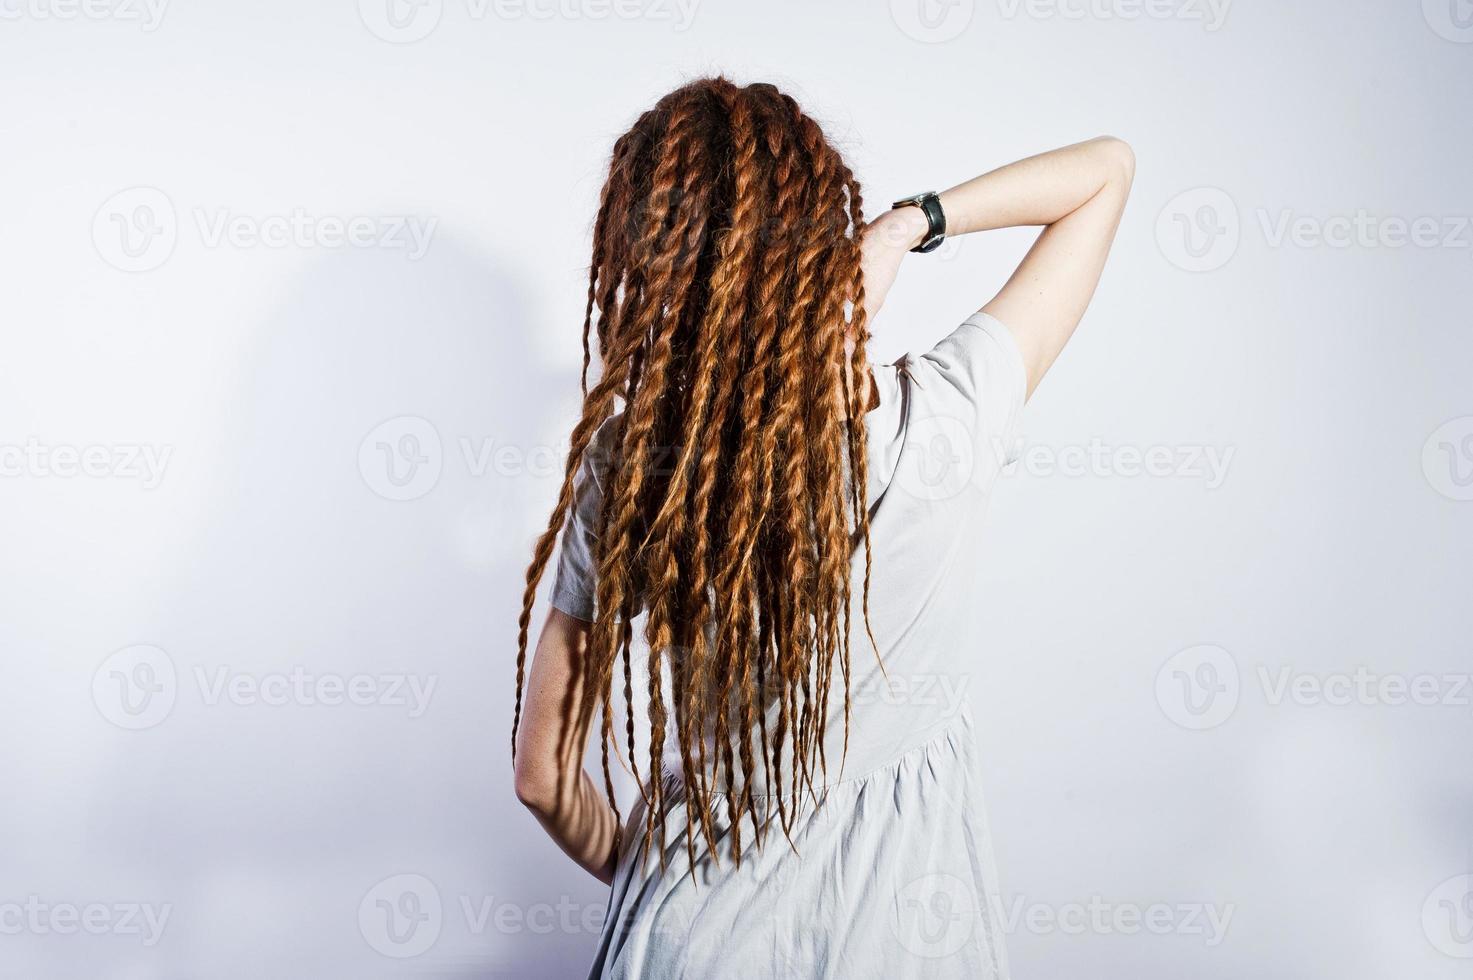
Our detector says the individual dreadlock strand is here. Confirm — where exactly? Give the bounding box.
[617,615,644,803]
[574,432,631,833]
[751,552,778,842]
[840,173,881,777]
[764,550,800,847]
[599,695,623,837]
[580,131,631,396]
[665,593,701,877]
[732,570,763,852]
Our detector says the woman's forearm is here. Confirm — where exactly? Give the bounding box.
[519,769,620,885]
[940,136,1134,234]
[859,137,1132,323]
[514,609,620,885]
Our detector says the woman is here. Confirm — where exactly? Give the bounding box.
[512,76,1132,978]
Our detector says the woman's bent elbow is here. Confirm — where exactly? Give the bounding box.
[513,762,558,817]
[1096,135,1135,184]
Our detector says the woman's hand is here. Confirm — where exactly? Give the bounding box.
[859,204,928,326]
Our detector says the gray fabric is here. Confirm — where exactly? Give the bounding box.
[551,313,1027,979]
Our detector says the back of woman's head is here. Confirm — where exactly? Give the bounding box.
[513,76,876,868]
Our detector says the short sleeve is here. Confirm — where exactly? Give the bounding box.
[548,423,615,622]
[912,311,1028,466]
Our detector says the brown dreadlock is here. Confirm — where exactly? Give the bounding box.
[512,76,877,870]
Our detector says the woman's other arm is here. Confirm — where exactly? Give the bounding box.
[513,608,620,884]
[863,136,1135,397]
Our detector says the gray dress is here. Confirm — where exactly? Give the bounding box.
[551,313,1026,979]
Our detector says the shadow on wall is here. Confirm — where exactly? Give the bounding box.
[97,233,602,979]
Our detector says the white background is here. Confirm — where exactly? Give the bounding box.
[2,0,1471,976]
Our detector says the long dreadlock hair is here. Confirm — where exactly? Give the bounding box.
[511,76,877,870]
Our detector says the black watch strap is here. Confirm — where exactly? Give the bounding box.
[890,191,946,253]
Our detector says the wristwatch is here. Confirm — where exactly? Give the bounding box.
[890,191,946,253]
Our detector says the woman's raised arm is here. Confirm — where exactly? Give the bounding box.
[863,136,1135,398]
